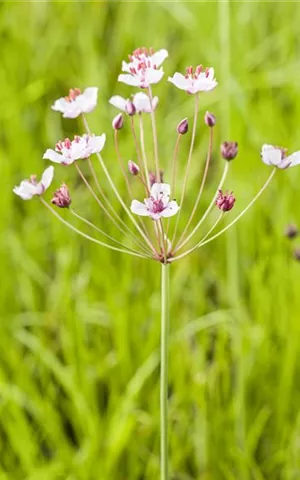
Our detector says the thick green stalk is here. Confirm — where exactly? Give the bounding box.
[160,263,170,480]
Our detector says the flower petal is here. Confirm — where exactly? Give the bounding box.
[261,144,282,166]
[86,134,106,154]
[43,149,65,164]
[194,77,218,92]
[109,95,127,112]
[168,73,191,91]
[160,201,180,218]
[284,151,300,168]
[150,183,171,200]
[151,49,168,67]
[118,74,141,87]
[133,92,158,113]
[51,97,70,113]
[41,166,54,190]
[78,87,98,113]
[13,181,37,200]
[145,68,164,85]
[121,60,131,73]
[130,200,150,217]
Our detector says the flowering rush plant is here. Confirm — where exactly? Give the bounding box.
[13,46,300,479]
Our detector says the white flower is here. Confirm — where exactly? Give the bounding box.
[13,166,54,200]
[168,66,217,94]
[43,134,106,166]
[131,183,179,221]
[261,144,300,169]
[109,92,159,114]
[118,48,168,88]
[51,87,98,118]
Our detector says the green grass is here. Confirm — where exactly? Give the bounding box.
[2,1,300,478]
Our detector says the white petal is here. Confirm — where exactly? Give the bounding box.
[109,95,127,112]
[207,67,215,79]
[150,183,171,200]
[145,69,164,85]
[51,97,70,113]
[43,149,64,164]
[151,96,159,111]
[86,134,106,154]
[13,181,37,200]
[62,104,82,119]
[151,49,168,67]
[51,97,82,118]
[130,200,150,217]
[284,151,300,168]
[132,92,151,113]
[194,77,218,92]
[168,73,191,91]
[41,166,54,190]
[121,60,131,73]
[78,87,98,113]
[261,144,282,166]
[160,201,180,218]
[118,74,141,87]
[148,212,162,221]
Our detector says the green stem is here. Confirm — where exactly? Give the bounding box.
[160,263,170,480]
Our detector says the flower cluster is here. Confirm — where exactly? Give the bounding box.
[13,46,299,263]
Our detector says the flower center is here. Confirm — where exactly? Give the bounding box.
[151,197,165,213]
[185,65,210,80]
[29,175,37,185]
[55,136,81,152]
[128,48,157,77]
[65,88,81,102]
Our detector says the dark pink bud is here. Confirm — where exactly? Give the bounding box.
[177,118,189,135]
[149,170,164,187]
[204,111,216,127]
[128,160,139,175]
[112,113,124,130]
[293,247,300,261]
[221,141,238,161]
[285,224,298,239]
[125,100,136,116]
[216,190,235,212]
[51,184,71,208]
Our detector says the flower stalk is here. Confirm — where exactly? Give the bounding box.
[160,262,170,480]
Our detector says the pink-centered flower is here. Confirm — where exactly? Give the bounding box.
[51,87,98,118]
[13,166,54,200]
[43,134,106,166]
[109,92,159,114]
[261,144,300,169]
[131,183,179,220]
[118,47,168,88]
[168,65,217,94]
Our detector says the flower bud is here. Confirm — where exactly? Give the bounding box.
[149,170,164,187]
[204,111,216,127]
[284,224,298,239]
[221,141,238,161]
[293,247,300,261]
[177,118,188,135]
[128,160,139,176]
[112,113,124,130]
[51,184,71,208]
[125,100,136,116]
[216,190,235,212]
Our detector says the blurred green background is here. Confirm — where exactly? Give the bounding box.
[2,1,300,479]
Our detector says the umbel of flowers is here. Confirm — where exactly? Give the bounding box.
[13,47,300,479]
[13,48,298,261]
